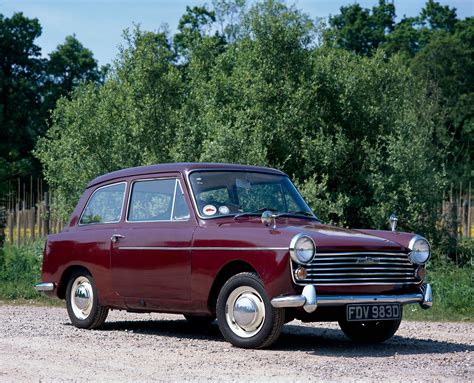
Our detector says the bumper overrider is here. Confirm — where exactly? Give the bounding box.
[271,283,433,313]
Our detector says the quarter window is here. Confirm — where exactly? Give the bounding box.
[128,179,190,222]
[80,183,126,225]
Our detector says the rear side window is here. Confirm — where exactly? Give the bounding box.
[80,182,126,225]
[127,179,190,222]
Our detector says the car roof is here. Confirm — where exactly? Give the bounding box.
[86,162,287,189]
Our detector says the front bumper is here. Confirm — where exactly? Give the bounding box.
[271,283,433,313]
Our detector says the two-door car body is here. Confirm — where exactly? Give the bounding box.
[36,163,433,348]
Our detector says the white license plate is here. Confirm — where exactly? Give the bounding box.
[346,303,401,321]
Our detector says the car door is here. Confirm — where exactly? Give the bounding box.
[74,181,127,303]
[111,175,196,308]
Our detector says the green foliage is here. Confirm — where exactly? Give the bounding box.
[0,12,104,197]
[405,261,473,321]
[35,1,445,243]
[325,0,395,55]
[325,1,473,188]
[0,12,43,189]
[0,241,44,299]
[43,35,106,116]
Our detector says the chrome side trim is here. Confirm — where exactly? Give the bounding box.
[34,282,54,292]
[315,252,407,256]
[117,246,288,251]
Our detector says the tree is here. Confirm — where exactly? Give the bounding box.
[43,35,105,114]
[173,5,222,60]
[35,27,183,217]
[0,12,43,192]
[325,0,472,195]
[36,0,445,245]
[0,13,103,199]
[411,29,473,185]
[325,0,395,55]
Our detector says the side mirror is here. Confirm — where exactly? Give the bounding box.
[261,210,277,230]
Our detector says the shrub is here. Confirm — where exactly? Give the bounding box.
[0,241,44,299]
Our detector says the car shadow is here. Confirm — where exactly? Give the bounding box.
[275,323,474,356]
[76,319,474,356]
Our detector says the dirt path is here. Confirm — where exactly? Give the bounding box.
[0,304,472,382]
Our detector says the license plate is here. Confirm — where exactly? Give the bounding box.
[346,303,401,321]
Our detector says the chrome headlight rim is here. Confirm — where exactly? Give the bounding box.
[289,233,316,265]
[408,235,431,265]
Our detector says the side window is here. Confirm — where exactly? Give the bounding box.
[80,183,126,225]
[128,179,190,222]
[173,181,190,221]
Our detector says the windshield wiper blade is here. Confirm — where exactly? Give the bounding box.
[233,208,278,220]
[288,211,315,217]
[233,209,317,220]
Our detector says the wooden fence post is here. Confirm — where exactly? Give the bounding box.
[8,211,14,245]
[16,203,20,246]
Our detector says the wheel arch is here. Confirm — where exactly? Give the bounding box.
[207,260,258,313]
[58,265,92,299]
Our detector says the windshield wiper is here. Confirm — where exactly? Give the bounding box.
[234,209,317,220]
[279,210,316,218]
[233,208,278,220]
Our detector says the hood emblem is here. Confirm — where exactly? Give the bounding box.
[356,256,381,264]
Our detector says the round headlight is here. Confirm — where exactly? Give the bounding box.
[408,236,431,264]
[290,234,316,264]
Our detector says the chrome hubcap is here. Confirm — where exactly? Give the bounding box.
[225,286,265,338]
[74,284,90,310]
[70,276,93,320]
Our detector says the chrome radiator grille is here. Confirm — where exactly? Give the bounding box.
[293,252,419,285]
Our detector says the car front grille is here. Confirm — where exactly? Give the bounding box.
[292,251,419,285]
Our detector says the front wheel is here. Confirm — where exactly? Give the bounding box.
[66,271,108,329]
[338,315,402,343]
[216,272,284,349]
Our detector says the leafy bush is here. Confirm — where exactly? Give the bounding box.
[0,241,44,299]
[35,1,445,252]
[405,261,473,321]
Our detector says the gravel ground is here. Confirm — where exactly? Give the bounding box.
[0,303,472,382]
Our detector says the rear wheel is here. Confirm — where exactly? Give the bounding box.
[66,271,108,329]
[338,314,402,343]
[216,272,284,349]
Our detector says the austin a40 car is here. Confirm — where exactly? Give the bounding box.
[36,163,432,348]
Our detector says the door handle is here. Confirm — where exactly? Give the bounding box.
[111,234,125,243]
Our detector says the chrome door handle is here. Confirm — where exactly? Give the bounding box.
[111,234,125,243]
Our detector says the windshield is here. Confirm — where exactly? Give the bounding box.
[189,171,315,219]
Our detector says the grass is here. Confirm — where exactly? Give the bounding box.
[0,242,472,321]
[404,263,473,321]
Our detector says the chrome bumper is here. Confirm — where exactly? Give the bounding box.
[271,283,433,313]
[34,282,55,292]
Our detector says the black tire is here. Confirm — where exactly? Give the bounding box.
[216,272,284,349]
[184,314,216,326]
[338,313,402,343]
[66,271,108,329]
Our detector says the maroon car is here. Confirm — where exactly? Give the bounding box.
[35,163,432,348]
